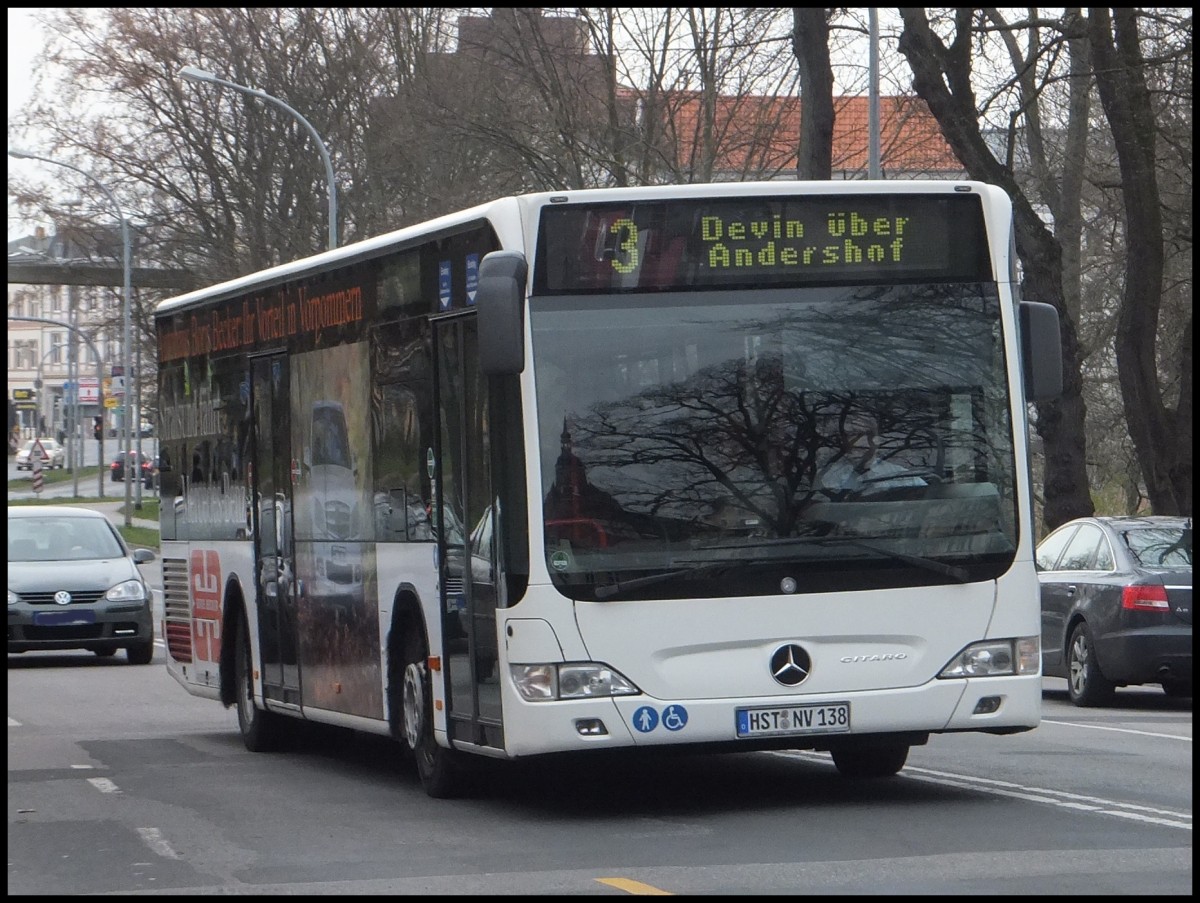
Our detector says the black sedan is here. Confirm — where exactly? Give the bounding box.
[1037,515,1191,706]
[110,450,158,488]
[7,506,156,664]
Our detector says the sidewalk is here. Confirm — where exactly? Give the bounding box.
[10,495,160,531]
[88,499,160,531]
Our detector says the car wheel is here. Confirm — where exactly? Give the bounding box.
[831,743,909,778]
[126,641,154,665]
[1162,680,1192,698]
[1066,622,1116,707]
[400,626,467,798]
[234,613,286,751]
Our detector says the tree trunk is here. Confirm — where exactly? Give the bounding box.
[792,8,835,180]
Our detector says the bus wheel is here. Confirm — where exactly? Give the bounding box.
[235,614,285,752]
[831,743,909,778]
[400,629,464,798]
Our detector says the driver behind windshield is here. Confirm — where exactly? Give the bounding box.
[814,410,926,499]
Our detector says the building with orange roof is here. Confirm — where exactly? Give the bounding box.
[663,92,965,181]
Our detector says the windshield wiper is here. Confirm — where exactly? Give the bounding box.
[594,560,729,600]
[696,533,971,583]
[812,537,970,583]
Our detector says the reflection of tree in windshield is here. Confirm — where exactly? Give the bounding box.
[562,354,954,540]
[534,284,1013,550]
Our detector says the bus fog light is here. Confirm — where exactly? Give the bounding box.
[574,718,608,736]
[973,695,1002,714]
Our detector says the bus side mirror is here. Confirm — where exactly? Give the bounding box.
[1019,300,1063,402]
[476,251,527,376]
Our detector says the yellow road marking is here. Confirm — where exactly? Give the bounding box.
[595,877,674,895]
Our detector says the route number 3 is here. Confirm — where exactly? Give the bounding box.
[610,217,639,274]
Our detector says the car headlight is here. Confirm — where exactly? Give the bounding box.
[8,590,19,606]
[938,637,1039,678]
[106,579,148,603]
[510,662,641,701]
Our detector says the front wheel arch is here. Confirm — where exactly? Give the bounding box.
[386,590,424,747]
[218,581,247,709]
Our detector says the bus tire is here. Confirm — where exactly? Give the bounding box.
[235,613,285,752]
[400,628,465,798]
[831,743,909,778]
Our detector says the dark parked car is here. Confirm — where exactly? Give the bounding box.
[7,506,156,664]
[1037,515,1192,706]
[110,451,158,488]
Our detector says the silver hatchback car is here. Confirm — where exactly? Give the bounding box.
[7,506,156,664]
[15,437,66,470]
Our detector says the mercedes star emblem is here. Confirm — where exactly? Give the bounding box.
[770,643,812,686]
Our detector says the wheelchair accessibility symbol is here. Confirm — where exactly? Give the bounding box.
[631,704,688,733]
[662,705,688,731]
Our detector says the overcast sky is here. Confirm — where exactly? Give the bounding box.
[8,9,47,240]
[8,9,43,121]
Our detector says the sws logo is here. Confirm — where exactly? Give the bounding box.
[190,549,223,663]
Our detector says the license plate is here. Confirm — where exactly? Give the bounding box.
[736,702,851,738]
[34,610,97,627]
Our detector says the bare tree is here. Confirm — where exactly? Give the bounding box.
[897,8,1093,530]
[1087,8,1192,515]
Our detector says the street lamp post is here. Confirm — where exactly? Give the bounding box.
[9,148,134,526]
[179,65,338,250]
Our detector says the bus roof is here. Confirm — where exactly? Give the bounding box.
[157,179,997,316]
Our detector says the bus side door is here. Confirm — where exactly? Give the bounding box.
[433,313,503,751]
[250,354,302,708]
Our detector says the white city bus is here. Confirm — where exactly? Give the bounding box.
[156,180,1062,797]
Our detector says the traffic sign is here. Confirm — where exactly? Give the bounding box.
[104,397,120,409]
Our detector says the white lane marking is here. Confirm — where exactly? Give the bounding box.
[1041,718,1191,741]
[138,826,181,859]
[8,717,20,727]
[70,764,95,769]
[87,777,121,793]
[773,750,1192,831]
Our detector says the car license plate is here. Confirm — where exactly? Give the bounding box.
[34,610,97,627]
[736,702,851,738]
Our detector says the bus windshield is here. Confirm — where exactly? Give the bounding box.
[531,282,1017,599]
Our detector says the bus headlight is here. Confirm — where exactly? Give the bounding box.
[938,637,1039,678]
[510,662,641,701]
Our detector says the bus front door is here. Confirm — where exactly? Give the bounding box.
[433,314,503,751]
[250,354,302,708]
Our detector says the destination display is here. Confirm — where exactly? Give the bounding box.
[535,193,991,293]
